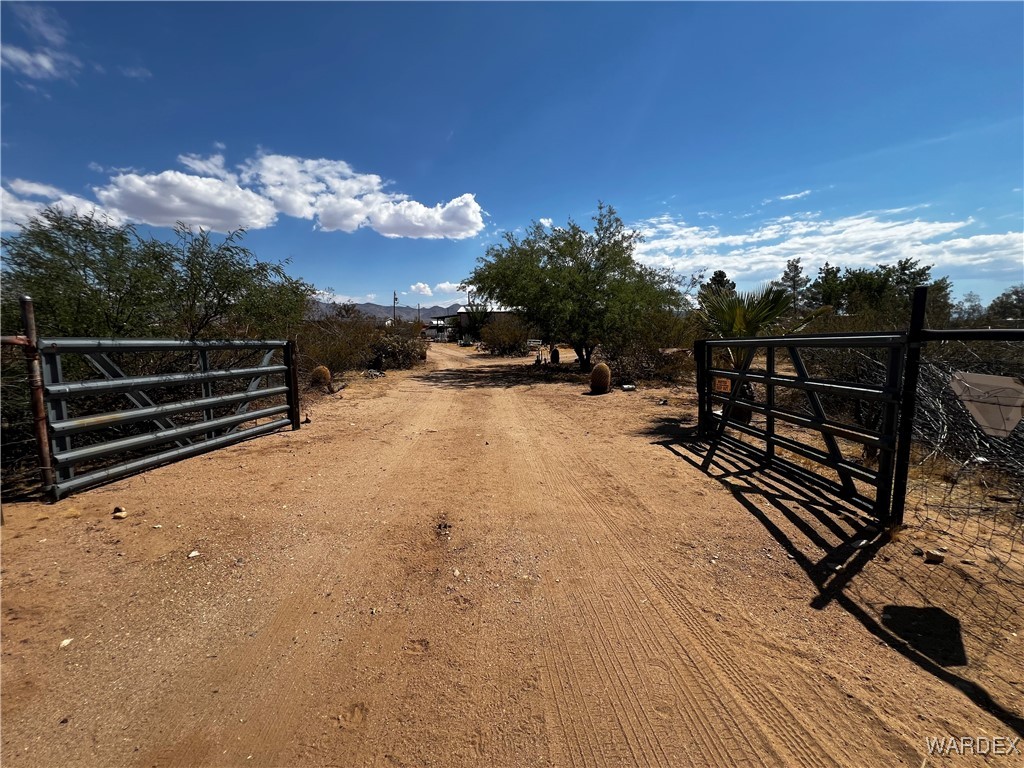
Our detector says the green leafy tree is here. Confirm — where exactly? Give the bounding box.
[461,296,491,342]
[805,258,952,330]
[951,291,985,326]
[1,208,313,340]
[698,269,736,305]
[1,208,175,336]
[771,257,810,314]
[467,203,682,370]
[807,261,844,311]
[986,285,1024,326]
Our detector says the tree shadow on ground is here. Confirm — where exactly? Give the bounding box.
[413,362,588,391]
[643,419,1024,736]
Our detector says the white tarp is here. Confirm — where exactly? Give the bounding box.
[948,372,1024,438]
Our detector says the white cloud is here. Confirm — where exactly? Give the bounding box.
[7,179,66,198]
[241,153,484,238]
[433,281,465,294]
[0,45,80,80]
[635,209,1024,285]
[539,217,553,228]
[94,171,278,231]
[2,5,80,83]
[177,152,237,182]
[779,190,812,201]
[11,150,483,238]
[10,4,69,48]
[409,282,433,297]
[1,184,120,233]
[316,291,378,305]
[369,193,484,239]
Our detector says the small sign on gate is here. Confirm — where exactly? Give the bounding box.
[712,377,732,394]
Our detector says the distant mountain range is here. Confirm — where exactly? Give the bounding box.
[309,300,462,322]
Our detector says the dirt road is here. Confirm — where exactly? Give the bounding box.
[2,345,1017,767]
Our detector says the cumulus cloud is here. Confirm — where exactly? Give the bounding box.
[1,183,120,233]
[7,179,66,198]
[539,217,553,228]
[635,209,1023,285]
[369,194,484,239]
[94,171,278,231]
[409,282,433,297]
[8,150,484,238]
[241,153,484,238]
[177,152,237,182]
[433,281,465,294]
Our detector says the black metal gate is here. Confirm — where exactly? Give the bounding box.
[695,286,1024,529]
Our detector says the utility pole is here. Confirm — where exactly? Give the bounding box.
[393,291,398,325]
[417,303,421,324]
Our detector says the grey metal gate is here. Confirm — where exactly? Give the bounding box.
[3,296,301,501]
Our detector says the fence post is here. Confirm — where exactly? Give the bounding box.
[18,296,56,500]
[285,341,301,430]
[694,339,708,439]
[889,286,928,529]
[765,346,776,464]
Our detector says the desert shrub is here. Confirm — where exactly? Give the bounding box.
[481,314,531,356]
[298,308,379,375]
[600,308,700,382]
[371,330,427,370]
[590,362,612,394]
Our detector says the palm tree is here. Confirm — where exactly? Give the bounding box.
[696,284,828,423]
[696,284,793,368]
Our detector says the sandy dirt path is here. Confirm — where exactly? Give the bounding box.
[2,345,1018,767]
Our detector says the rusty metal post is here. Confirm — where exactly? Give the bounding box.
[19,296,56,499]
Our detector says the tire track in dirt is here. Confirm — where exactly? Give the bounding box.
[512,388,849,767]
[139,380,456,767]
[499,388,773,767]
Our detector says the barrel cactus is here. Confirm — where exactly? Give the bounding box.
[310,365,331,387]
[590,362,611,394]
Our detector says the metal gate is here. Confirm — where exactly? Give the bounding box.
[694,286,1024,528]
[3,296,301,501]
[695,331,905,523]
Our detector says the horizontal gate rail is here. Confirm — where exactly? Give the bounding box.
[37,338,287,352]
[49,386,291,436]
[52,419,293,498]
[52,404,291,466]
[719,418,881,485]
[705,394,892,447]
[706,367,896,402]
[43,364,288,398]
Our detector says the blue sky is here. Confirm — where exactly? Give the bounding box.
[2,2,1022,307]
